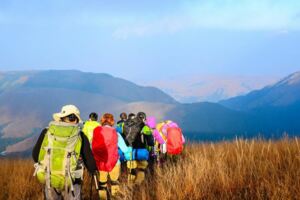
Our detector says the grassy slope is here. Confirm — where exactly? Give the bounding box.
[0,138,299,200]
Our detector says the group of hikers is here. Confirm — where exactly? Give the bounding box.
[32,104,185,200]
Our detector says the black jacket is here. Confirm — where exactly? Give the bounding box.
[32,128,97,174]
[116,119,125,125]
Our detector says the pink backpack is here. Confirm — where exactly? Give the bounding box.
[146,116,156,129]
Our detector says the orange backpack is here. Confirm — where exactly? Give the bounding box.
[166,127,183,155]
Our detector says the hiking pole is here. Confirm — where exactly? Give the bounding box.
[94,174,99,191]
[90,173,99,200]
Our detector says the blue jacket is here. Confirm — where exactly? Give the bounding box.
[117,131,132,163]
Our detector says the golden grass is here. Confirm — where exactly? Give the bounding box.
[1,138,300,200]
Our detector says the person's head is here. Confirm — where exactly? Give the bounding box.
[89,112,98,121]
[120,112,127,121]
[137,112,146,122]
[101,113,115,126]
[61,114,79,124]
[128,113,136,120]
[53,105,81,124]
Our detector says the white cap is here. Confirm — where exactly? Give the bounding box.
[53,105,82,122]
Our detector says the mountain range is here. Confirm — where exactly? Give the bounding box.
[220,72,300,110]
[141,75,279,103]
[0,70,300,156]
[0,70,178,155]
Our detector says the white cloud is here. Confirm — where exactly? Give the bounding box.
[112,16,189,39]
[112,0,300,39]
[1,0,300,39]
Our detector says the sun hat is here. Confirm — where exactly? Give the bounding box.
[53,105,82,122]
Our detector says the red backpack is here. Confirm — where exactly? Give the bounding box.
[166,127,183,155]
[92,126,118,172]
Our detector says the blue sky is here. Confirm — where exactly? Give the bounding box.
[0,0,300,82]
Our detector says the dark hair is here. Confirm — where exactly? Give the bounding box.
[120,112,127,120]
[62,114,78,123]
[137,112,146,121]
[128,113,136,119]
[89,112,98,121]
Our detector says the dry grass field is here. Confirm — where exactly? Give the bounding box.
[0,138,299,200]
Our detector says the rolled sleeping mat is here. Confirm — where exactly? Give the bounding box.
[132,149,149,161]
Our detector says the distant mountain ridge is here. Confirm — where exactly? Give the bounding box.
[0,70,177,104]
[142,75,279,103]
[1,70,300,156]
[218,71,300,138]
[220,71,300,110]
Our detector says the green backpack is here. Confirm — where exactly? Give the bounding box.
[34,121,83,193]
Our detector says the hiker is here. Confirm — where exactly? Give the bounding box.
[116,112,127,139]
[92,113,132,200]
[116,112,130,173]
[32,105,97,200]
[128,113,136,120]
[123,112,154,184]
[153,120,185,163]
[117,112,127,125]
[82,112,100,143]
